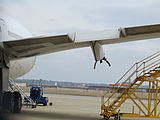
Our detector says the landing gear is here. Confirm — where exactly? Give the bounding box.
[2,92,14,112]
[0,52,22,113]
[13,92,22,113]
[1,91,22,113]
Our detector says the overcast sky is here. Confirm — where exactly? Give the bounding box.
[0,0,160,84]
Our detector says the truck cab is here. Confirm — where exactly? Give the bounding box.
[26,86,48,106]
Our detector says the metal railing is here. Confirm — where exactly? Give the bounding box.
[9,78,36,106]
[101,51,160,106]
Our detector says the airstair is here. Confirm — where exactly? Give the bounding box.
[101,51,160,120]
[9,78,36,108]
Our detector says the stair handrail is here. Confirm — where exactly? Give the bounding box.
[137,60,160,77]
[102,51,160,106]
[137,51,160,64]
[102,60,145,98]
[114,52,160,85]
[9,78,35,105]
[102,62,143,105]
[102,64,134,97]
[103,51,160,98]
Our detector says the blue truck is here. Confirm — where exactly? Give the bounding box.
[24,86,48,106]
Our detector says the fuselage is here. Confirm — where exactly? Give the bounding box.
[0,13,36,79]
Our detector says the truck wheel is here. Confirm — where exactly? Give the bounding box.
[2,92,14,112]
[13,92,22,113]
[43,103,47,106]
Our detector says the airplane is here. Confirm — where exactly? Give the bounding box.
[0,12,160,113]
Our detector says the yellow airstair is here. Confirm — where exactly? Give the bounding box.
[101,51,160,120]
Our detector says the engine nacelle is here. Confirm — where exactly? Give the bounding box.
[91,41,111,69]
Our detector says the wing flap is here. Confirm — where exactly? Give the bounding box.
[4,34,73,47]
[3,24,160,60]
[4,34,74,58]
[125,24,160,36]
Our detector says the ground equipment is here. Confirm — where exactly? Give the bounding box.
[101,51,160,120]
[24,86,48,106]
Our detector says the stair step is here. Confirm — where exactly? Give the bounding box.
[109,105,117,110]
[130,87,135,89]
[112,105,117,107]
[134,83,140,85]
[145,73,151,74]
[155,66,160,69]
[113,100,120,103]
[150,69,158,72]
[144,74,151,77]
[113,101,121,104]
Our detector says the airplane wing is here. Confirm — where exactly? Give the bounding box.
[3,24,160,61]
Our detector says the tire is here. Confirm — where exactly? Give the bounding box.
[13,92,22,113]
[114,114,120,120]
[43,97,48,106]
[104,115,110,120]
[0,92,4,107]
[2,92,14,112]
[43,103,47,106]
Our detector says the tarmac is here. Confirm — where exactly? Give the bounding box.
[2,94,160,120]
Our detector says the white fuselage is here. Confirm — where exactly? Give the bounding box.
[0,13,36,79]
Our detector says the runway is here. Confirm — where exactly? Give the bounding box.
[2,94,160,120]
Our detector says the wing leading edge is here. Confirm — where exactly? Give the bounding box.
[3,24,160,60]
